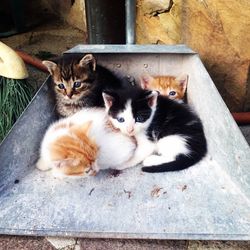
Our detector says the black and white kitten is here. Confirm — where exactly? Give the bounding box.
[102,86,207,173]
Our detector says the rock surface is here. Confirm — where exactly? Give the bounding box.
[136,0,181,45]
[42,0,87,32]
[66,0,87,32]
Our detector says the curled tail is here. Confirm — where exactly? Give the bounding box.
[141,154,204,173]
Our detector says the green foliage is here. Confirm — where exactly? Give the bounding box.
[0,76,34,142]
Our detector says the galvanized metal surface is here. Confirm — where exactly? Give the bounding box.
[125,0,136,45]
[0,46,249,240]
[66,44,196,54]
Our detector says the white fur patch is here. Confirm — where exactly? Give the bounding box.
[122,133,155,168]
[94,129,136,170]
[143,154,175,166]
[143,135,190,166]
[36,158,50,171]
[112,100,136,135]
[157,135,190,156]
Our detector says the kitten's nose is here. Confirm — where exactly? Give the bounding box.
[127,126,134,134]
[66,92,73,98]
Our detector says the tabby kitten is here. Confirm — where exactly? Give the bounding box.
[36,108,136,177]
[43,54,126,117]
[102,86,207,173]
[140,73,188,102]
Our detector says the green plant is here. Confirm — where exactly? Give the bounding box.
[0,76,34,142]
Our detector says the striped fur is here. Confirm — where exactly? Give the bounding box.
[140,73,188,102]
[43,54,126,117]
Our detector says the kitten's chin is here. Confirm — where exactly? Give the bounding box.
[120,130,135,137]
[64,96,77,101]
[127,131,135,137]
[62,96,80,104]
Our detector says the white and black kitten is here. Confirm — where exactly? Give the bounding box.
[102,86,207,173]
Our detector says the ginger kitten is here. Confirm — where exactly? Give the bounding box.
[36,108,136,177]
[37,121,98,177]
[140,73,188,102]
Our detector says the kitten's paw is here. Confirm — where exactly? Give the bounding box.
[54,158,80,168]
[36,158,50,171]
[115,163,133,170]
[89,169,97,176]
[88,162,100,176]
[71,159,81,167]
[118,157,142,169]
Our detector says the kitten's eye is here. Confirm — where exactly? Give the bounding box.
[136,116,144,123]
[169,91,176,96]
[73,81,82,88]
[117,117,125,123]
[58,83,65,89]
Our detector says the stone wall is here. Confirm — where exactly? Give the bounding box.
[136,0,181,44]
[41,0,86,32]
[136,0,250,112]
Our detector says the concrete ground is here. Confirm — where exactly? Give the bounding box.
[1,18,249,250]
[0,236,249,250]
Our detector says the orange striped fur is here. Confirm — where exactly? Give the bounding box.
[140,73,188,101]
[50,121,98,176]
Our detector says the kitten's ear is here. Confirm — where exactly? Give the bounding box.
[81,121,92,134]
[146,90,159,108]
[176,74,188,91]
[71,121,92,137]
[79,54,96,71]
[140,73,154,89]
[42,60,57,75]
[102,92,115,109]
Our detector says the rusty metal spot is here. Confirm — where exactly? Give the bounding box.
[124,189,132,199]
[151,186,163,197]
[182,185,187,192]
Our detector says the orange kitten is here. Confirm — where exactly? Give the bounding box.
[37,121,98,177]
[140,73,188,102]
[50,122,98,176]
[36,108,136,177]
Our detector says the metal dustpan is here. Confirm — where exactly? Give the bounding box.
[0,44,249,240]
